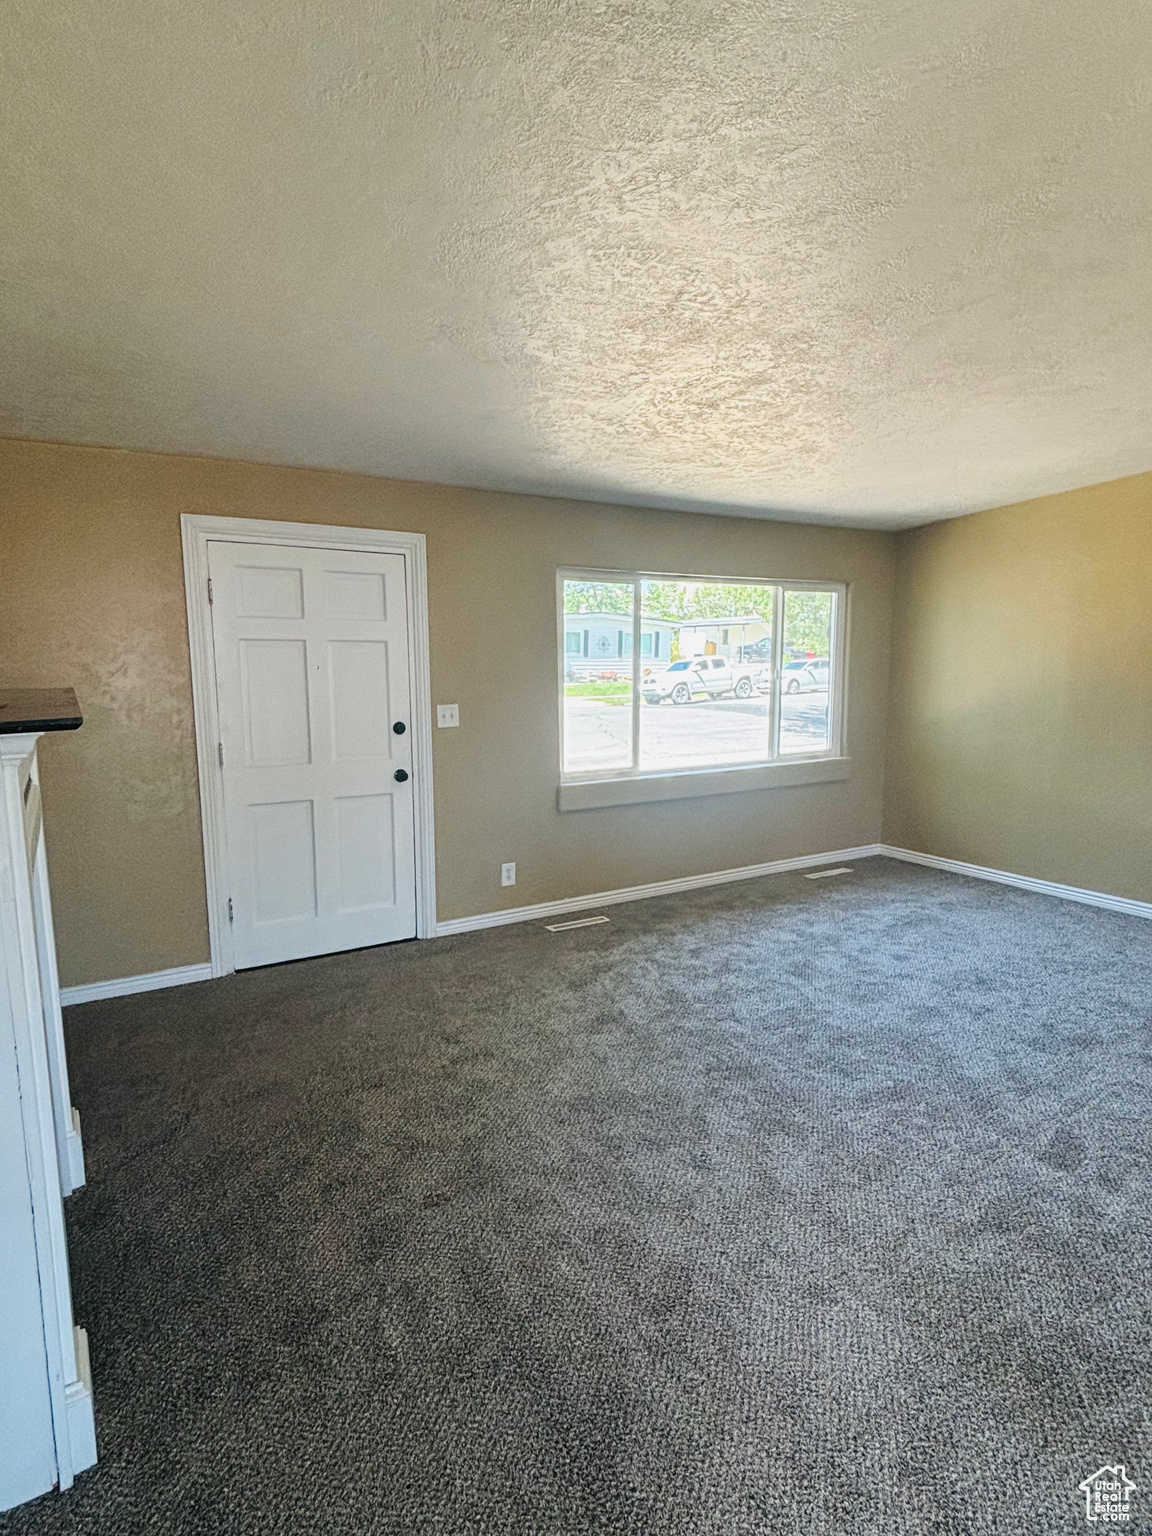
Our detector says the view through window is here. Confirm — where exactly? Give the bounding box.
[561,574,840,778]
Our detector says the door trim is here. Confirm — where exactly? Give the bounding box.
[181,514,438,976]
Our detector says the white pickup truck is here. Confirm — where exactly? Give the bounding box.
[641,655,770,705]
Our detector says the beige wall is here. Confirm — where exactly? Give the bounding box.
[0,439,896,986]
[884,471,1152,903]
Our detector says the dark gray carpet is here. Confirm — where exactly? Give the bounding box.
[3,858,1150,1535]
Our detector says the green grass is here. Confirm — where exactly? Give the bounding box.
[564,680,631,700]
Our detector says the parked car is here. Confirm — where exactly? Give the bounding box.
[736,637,774,664]
[641,656,769,704]
[782,658,829,693]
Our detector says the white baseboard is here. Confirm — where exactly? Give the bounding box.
[63,1108,85,1194]
[60,962,213,1007]
[433,846,886,936]
[58,847,1149,1004]
[881,846,1152,920]
[62,1327,97,1483]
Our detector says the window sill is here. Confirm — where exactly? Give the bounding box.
[557,755,851,812]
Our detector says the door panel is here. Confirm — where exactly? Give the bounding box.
[241,640,311,764]
[325,569,387,620]
[208,541,417,968]
[250,800,317,922]
[335,795,396,911]
[329,641,391,760]
[235,564,305,618]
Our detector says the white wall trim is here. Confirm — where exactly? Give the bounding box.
[61,845,1150,1004]
[180,513,438,977]
[60,963,214,1007]
[880,846,1152,920]
[434,845,886,935]
[64,1110,85,1191]
[63,1328,96,1479]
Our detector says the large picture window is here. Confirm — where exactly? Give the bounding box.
[559,571,845,783]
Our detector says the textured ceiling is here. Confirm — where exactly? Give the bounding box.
[1,0,1149,529]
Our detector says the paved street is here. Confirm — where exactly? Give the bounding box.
[564,689,831,774]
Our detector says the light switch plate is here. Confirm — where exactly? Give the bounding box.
[436,704,460,728]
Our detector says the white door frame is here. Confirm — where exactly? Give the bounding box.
[181,514,437,976]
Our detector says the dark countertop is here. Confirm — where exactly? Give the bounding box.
[0,688,83,734]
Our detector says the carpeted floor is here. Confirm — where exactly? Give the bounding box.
[3,857,1149,1535]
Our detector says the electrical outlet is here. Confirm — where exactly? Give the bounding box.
[436,704,460,728]
[500,862,516,887]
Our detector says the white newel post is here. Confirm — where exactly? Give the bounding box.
[0,718,97,1511]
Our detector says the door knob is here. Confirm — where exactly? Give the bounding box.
[394,769,409,783]
[393,722,406,734]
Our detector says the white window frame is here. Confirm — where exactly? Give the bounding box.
[556,568,849,811]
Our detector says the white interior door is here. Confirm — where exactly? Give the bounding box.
[208,541,417,969]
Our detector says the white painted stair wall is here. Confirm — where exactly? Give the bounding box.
[0,733,96,1511]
